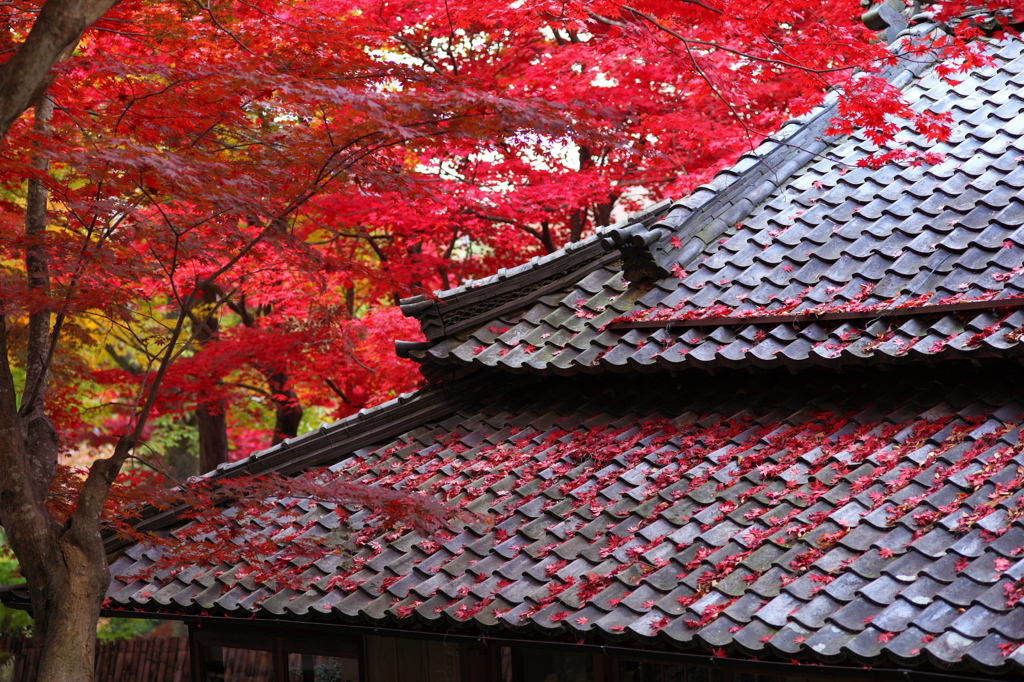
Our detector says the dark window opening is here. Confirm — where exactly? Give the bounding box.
[616,659,685,682]
[521,648,595,682]
[192,626,361,682]
[202,645,274,682]
[287,652,359,682]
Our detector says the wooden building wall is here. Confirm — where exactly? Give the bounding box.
[365,636,461,682]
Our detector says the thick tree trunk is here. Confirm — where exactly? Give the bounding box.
[0,324,110,682]
[32,532,109,682]
[569,208,587,243]
[593,196,616,229]
[539,221,556,253]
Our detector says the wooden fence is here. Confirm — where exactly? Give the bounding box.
[0,635,192,681]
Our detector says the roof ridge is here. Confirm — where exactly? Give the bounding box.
[602,38,941,284]
[396,200,674,347]
[610,293,1024,330]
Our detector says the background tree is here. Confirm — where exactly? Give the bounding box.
[1,0,1018,680]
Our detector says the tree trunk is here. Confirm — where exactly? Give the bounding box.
[0,323,110,682]
[539,221,556,253]
[593,196,616,229]
[197,405,228,473]
[569,208,587,243]
[32,532,109,682]
[21,95,57,498]
[0,0,121,140]
[267,371,303,445]
[193,285,229,472]
[0,95,112,682]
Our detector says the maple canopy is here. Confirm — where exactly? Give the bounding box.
[1,0,1022,679]
[4,0,1012,461]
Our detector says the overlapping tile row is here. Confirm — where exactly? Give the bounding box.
[409,38,1024,375]
[108,370,1024,674]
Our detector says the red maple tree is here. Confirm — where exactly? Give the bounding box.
[0,0,1019,679]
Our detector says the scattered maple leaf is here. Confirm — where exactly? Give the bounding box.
[0,0,996,666]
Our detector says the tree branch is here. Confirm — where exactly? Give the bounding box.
[0,0,121,138]
[624,6,856,75]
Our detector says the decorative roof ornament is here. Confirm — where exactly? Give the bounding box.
[598,200,676,282]
[862,0,912,43]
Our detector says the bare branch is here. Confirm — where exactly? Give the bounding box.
[624,6,856,75]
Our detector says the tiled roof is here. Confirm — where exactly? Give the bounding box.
[108,368,1024,675]
[100,373,515,554]
[404,37,1024,375]
[90,18,1024,682]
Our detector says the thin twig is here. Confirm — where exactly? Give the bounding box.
[625,7,857,75]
